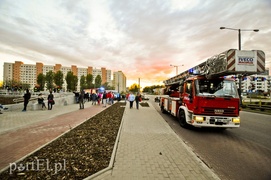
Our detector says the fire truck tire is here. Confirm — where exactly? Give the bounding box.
[178,110,188,128]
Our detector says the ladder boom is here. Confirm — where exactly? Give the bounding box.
[164,49,265,86]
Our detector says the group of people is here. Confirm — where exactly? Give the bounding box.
[77,90,119,109]
[21,88,142,112]
[22,89,55,112]
[126,92,142,109]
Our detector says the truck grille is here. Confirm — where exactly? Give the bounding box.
[203,108,236,116]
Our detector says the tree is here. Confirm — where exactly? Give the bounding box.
[94,75,102,88]
[37,73,46,91]
[4,79,22,90]
[65,71,78,92]
[45,70,55,91]
[143,85,164,94]
[80,75,87,90]
[4,79,31,91]
[21,83,31,90]
[65,71,73,91]
[73,76,78,91]
[102,82,114,90]
[54,71,64,89]
[129,83,140,93]
[86,74,93,88]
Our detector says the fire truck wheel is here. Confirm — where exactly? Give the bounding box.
[178,110,188,128]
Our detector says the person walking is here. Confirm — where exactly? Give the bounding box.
[128,92,135,109]
[47,91,54,110]
[135,93,142,110]
[22,89,31,112]
[91,93,97,105]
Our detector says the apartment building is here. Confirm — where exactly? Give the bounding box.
[3,63,13,82]
[20,64,36,87]
[112,71,127,93]
[238,74,271,93]
[228,69,271,93]
[3,61,121,91]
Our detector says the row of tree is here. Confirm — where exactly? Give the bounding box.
[128,84,164,94]
[36,70,115,92]
[3,71,164,94]
[142,85,164,93]
[3,80,30,91]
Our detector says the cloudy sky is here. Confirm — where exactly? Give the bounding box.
[0,0,270,87]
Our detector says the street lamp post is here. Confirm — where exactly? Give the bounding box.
[170,64,184,75]
[138,78,140,93]
[117,73,119,93]
[220,27,259,50]
[220,27,259,105]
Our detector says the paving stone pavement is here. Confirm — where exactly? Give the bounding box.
[0,101,106,170]
[91,102,220,180]
[0,101,95,134]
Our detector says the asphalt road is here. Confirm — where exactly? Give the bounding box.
[150,98,271,180]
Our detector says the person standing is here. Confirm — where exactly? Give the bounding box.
[79,89,85,109]
[91,93,97,105]
[102,91,107,107]
[97,92,102,105]
[22,89,31,112]
[47,91,54,110]
[110,92,114,105]
[128,92,135,109]
[135,93,142,110]
[106,91,111,105]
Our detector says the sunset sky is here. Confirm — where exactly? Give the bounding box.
[0,0,270,88]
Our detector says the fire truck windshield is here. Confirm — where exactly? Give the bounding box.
[195,79,238,98]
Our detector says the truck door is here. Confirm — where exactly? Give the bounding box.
[183,80,194,111]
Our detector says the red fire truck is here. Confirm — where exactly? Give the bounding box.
[160,49,265,128]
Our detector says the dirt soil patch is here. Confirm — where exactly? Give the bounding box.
[0,102,125,179]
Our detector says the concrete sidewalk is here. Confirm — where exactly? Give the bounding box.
[91,102,220,180]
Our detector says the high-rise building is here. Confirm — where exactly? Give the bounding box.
[20,64,36,87]
[3,63,13,82]
[3,61,124,92]
[113,71,127,93]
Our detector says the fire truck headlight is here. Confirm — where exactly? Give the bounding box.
[195,116,204,122]
[232,118,240,123]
